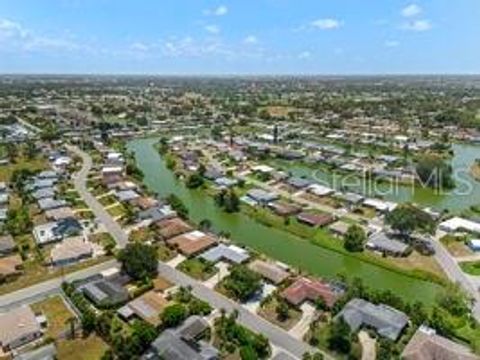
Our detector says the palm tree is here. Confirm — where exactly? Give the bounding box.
[65,316,77,339]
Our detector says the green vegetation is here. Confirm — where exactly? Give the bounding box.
[214,188,240,213]
[343,224,366,252]
[177,258,218,281]
[459,261,480,275]
[214,311,270,359]
[117,243,158,280]
[385,204,435,236]
[219,265,262,302]
[161,303,188,328]
[416,153,455,189]
[166,193,189,219]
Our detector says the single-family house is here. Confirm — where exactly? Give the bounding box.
[439,217,480,234]
[82,279,129,307]
[0,306,42,351]
[401,326,479,360]
[143,315,219,360]
[338,298,409,341]
[50,237,93,266]
[246,189,279,205]
[154,217,193,240]
[366,232,410,256]
[38,198,67,211]
[0,254,23,279]
[0,235,16,256]
[248,260,290,285]
[281,277,343,308]
[118,291,168,326]
[200,244,250,264]
[297,212,335,227]
[167,231,217,257]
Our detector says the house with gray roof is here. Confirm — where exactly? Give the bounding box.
[246,189,279,205]
[366,232,410,256]
[0,235,16,256]
[199,244,250,264]
[31,187,56,200]
[338,298,409,341]
[142,315,218,360]
[82,279,129,307]
[37,198,67,211]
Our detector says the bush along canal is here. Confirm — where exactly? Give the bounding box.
[128,138,443,306]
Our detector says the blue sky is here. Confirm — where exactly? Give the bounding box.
[0,0,479,74]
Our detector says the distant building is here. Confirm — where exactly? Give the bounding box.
[297,212,335,227]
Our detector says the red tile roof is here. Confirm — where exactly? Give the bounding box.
[281,277,340,307]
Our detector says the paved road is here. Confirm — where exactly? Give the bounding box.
[0,260,118,310]
[68,145,128,248]
[431,232,480,321]
[66,146,327,359]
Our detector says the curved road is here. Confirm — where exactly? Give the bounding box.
[68,145,128,248]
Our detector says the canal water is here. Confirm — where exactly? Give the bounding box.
[128,138,442,305]
[270,144,480,212]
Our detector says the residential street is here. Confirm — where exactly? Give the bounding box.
[64,146,328,359]
[0,260,118,310]
[430,232,480,321]
[68,145,129,248]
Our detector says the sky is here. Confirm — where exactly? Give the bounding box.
[0,0,479,75]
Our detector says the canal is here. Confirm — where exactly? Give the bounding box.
[269,143,480,212]
[128,138,442,305]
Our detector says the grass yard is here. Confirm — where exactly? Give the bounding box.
[157,243,177,261]
[459,260,480,275]
[0,255,112,295]
[0,156,48,182]
[106,203,126,217]
[98,194,117,206]
[57,334,109,360]
[129,227,152,242]
[257,296,302,330]
[244,205,447,286]
[31,296,73,338]
[177,258,218,281]
[440,234,473,257]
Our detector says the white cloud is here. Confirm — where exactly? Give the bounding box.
[0,18,82,53]
[204,5,228,16]
[401,4,422,18]
[243,35,258,44]
[402,19,432,31]
[204,25,220,34]
[130,42,149,52]
[298,51,311,59]
[310,18,342,30]
[385,40,400,47]
[0,19,28,40]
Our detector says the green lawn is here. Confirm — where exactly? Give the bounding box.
[459,261,480,275]
[157,243,177,261]
[177,258,218,281]
[31,296,73,338]
[0,156,48,182]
